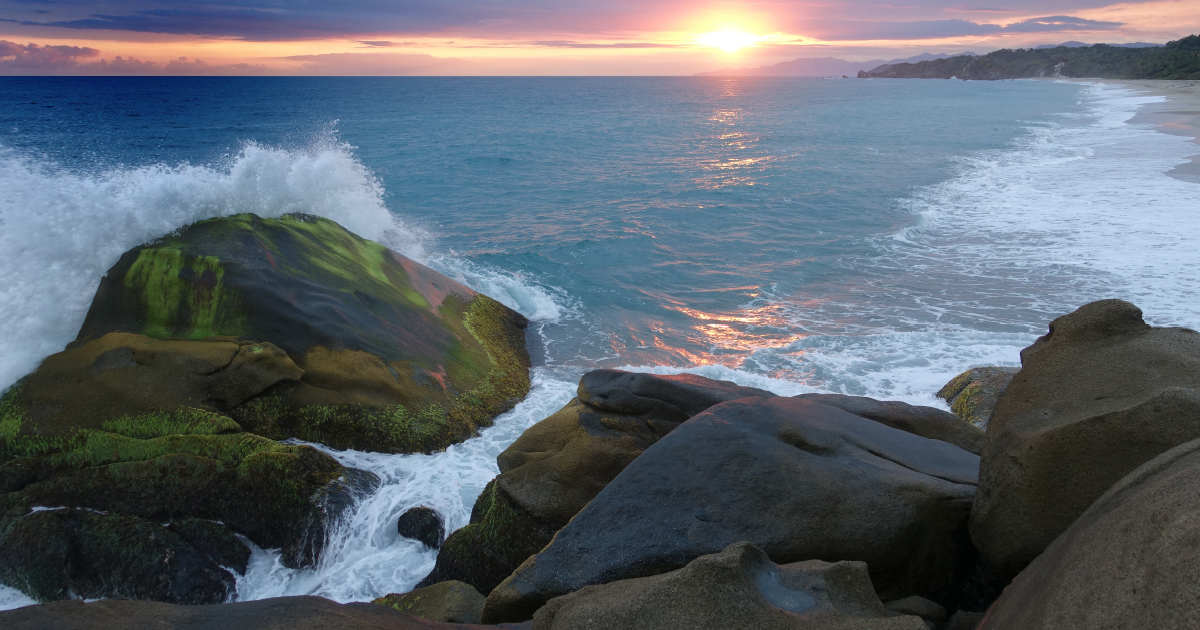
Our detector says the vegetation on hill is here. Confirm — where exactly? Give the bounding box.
[860,35,1200,80]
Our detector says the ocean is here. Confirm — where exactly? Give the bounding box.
[1,76,1197,608]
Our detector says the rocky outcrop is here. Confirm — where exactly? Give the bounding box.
[797,393,984,454]
[420,370,773,594]
[483,396,979,623]
[971,299,1200,576]
[979,437,1200,629]
[398,507,447,549]
[531,542,926,630]
[0,596,525,630]
[936,367,1017,430]
[0,509,238,605]
[375,581,487,624]
[62,212,531,454]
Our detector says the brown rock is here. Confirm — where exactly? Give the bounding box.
[797,393,984,454]
[978,438,1200,630]
[375,581,486,624]
[936,367,1018,430]
[971,299,1200,575]
[532,542,927,630]
[0,595,523,630]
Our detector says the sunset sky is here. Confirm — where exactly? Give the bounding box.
[1,0,1198,75]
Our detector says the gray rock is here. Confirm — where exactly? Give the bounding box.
[421,370,774,594]
[884,596,947,625]
[374,581,486,624]
[979,438,1200,630]
[971,299,1200,575]
[532,541,927,630]
[797,393,984,454]
[482,396,979,623]
[397,507,445,549]
[945,610,985,630]
[936,367,1018,431]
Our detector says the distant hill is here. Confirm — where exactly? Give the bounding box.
[695,52,977,77]
[1034,41,1162,49]
[858,35,1199,80]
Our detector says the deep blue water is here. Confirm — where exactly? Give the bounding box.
[3,75,1200,606]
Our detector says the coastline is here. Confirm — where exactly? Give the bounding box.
[1076,79,1200,183]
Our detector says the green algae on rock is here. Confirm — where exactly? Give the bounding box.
[37,212,530,453]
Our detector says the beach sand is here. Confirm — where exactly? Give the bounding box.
[1103,79,1200,184]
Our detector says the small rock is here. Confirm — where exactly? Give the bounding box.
[945,611,985,630]
[531,541,927,630]
[397,506,446,549]
[884,596,947,625]
[936,367,1018,431]
[374,580,485,624]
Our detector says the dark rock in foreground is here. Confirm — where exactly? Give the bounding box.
[483,396,979,623]
[532,541,926,630]
[971,299,1200,576]
[0,596,530,630]
[797,393,984,454]
[375,581,486,624]
[421,370,773,594]
[398,507,446,549]
[980,437,1200,629]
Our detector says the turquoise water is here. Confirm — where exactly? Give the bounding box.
[2,76,1198,607]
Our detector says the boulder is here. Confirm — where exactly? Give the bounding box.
[531,542,927,630]
[398,507,446,549]
[421,370,773,594]
[945,611,984,630]
[883,596,947,626]
[483,396,979,623]
[979,438,1200,630]
[796,393,984,454]
[0,508,235,604]
[166,517,251,574]
[0,595,529,630]
[375,581,486,624]
[971,299,1200,575]
[66,212,531,454]
[936,367,1018,430]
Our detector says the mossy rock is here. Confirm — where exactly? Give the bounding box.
[373,580,485,624]
[0,508,236,604]
[416,479,555,595]
[64,212,531,453]
[937,367,1019,430]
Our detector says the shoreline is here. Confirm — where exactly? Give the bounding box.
[1074,79,1200,184]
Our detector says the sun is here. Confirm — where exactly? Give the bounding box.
[697,30,760,53]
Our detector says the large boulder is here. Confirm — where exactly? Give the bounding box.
[971,299,1200,576]
[936,367,1018,431]
[60,212,530,454]
[375,581,487,624]
[532,541,927,630]
[420,370,773,594]
[979,437,1200,629]
[796,393,984,454]
[0,595,525,630]
[483,396,979,623]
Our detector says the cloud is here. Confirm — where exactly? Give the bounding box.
[946,5,1022,13]
[283,52,468,75]
[0,40,98,69]
[356,40,404,47]
[531,41,677,48]
[794,15,1123,40]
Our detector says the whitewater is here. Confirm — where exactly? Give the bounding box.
[0,78,1197,609]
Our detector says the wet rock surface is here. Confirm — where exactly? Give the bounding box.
[483,396,979,623]
[375,580,486,624]
[971,299,1200,576]
[979,437,1200,630]
[531,542,927,630]
[397,507,446,549]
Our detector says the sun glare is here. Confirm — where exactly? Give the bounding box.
[696,30,760,53]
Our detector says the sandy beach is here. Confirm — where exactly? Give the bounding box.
[1101,79,1200,183]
